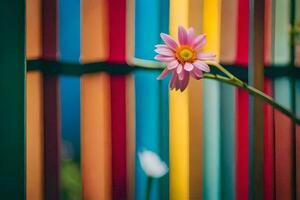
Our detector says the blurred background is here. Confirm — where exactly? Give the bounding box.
[0,0,299,199]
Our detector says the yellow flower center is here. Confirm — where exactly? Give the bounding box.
[175,45,196,63]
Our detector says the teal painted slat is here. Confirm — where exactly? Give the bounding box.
[159,1,169,199]
[135,0,169,199]
[0,0,25,198]
[134,69,161,200]
[220,83,236,200]
[273,0,291,108]
[203,79,221,200]
[273,0,294,199]
[159,76,170,200]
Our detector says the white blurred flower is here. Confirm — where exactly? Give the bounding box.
[138,150,168,178]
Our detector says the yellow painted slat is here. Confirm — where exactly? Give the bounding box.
[169,0,190,199]
[81,0,111,199]
[26,71,44,200]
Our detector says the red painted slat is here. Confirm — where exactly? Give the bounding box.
[108,0,126,63]
[263,79,274,200]
[235,0,249,199]
[42,0,60,199]
[274,112,293,200]
[108,0,127,199]
[263,0,274,199]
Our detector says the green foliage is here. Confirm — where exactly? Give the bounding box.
[60,160,82,200]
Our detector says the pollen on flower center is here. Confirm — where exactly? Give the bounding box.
[175,45,196,63]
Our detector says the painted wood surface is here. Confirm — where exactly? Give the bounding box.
[81,0,111,199]
[0,0,25,198]
[169,0,190,199]
[42,0,60,199]
[134,0,170,199]
[26,0,44,198]
[273,0,293,199]
[235,0,249,199]
[188,1,204,198]
[108,1,127,199]
[203,0,222,199]
[220,0,238,199]
[263,0,274,199]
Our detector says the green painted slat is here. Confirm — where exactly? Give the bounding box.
[0,0,25,199]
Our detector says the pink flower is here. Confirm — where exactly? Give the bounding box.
[155,26,216,91]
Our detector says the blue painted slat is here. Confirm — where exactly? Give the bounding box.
[134,0,170,199]
[58,0,81,163]
[135,0,160,60]
[134,70,160,200]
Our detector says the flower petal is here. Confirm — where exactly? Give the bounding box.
[170,72,178,90]
[138,150,168,178]
[157,68,171,80]
[197,53,216,61]
[184,62,194,71]
[167,60,179,70]
[160,33,178,50]
[155,44,168,49]
[191,67,203,79]
[187,27,195,45]
[193,60,210,72]
[176,64,183,74]
[154,55,176,62]
[155,48,174,56]
[192,34,206,50]
[178,25,188,45]
[179,71,190,91]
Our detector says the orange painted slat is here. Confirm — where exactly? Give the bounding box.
[26,0,42,59]
[188,0,203,198]
[126,0,135,64]
[26,0,44,198]
[126,74,135,200]
[81,73,112,200]
[81,0,111,199]
[26,71,44,200]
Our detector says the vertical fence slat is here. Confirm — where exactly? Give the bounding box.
[169,0,190,199]
[108,1,127,199]
[263,0,275,199]
[188,1,204,199]
[134,0,170,199]
[220,0,238,199]
[203,0,222,199]
[26,0,44,198]
[273,0,294,199]
[42,0,60,199]
[295,1,300,198]
[81,0,111,199]
[0,0,25,198]
[235,0,249,199]
[248,0,265,199]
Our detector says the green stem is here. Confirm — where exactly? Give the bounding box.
[206,61,243,85]
[203,73,300,125]
[145,177,153,200]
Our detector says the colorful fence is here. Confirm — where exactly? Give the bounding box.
[1,0,300,199]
